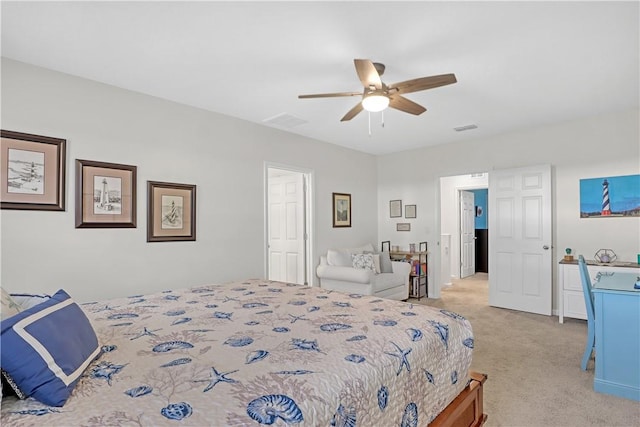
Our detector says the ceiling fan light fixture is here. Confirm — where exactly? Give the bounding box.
[362,93,389,112]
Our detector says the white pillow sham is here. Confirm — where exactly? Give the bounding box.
[1,287,22,320]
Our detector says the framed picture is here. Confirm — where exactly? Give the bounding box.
[579,174,640,218]
[381,240,390,252]
[1,130,66,211]
[332,192,351,227]
[75,159,136,228]
[148,181,196,242]
[419,241,428,252]
[390,199,402,218]
[397,223,411,231]
[405,204,417,218]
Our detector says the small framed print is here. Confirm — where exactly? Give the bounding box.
[381,240,390,252]
[390,199,402,218]
[397,223,411,231]
[333,192,351,228]
[76,159,136,228]
[1,130,66,211]
[148,181,196,242]
[405,204,417,218]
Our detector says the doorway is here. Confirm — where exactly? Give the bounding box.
[265,163,313,286]
[438,165,553,316]
[440,173,489,284]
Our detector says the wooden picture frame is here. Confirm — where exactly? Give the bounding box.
[148,181,196,242]
[332,192,351,228]
[1,130,66,211]
[75,159,136,228]
[390,199,402,218]
[405,204,417,218]
[397,223,411,231]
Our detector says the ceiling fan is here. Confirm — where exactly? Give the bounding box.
[298,59,457,122]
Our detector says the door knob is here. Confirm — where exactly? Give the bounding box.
[543,245,549,250]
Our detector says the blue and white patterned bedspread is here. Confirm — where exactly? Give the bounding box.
[1,279,473,426]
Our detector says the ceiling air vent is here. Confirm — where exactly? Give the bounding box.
[263,113,308,129]
[454,124,478,132]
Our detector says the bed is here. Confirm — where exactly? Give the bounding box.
[1,279,486,426]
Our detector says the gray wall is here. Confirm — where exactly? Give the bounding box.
[377,108,640,307]
[1,59,378,302]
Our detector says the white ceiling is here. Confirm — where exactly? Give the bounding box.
[2,1,638,155]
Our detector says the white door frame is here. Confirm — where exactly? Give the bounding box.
[264,162,314,286]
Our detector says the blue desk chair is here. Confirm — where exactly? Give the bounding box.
[578,255,595,370]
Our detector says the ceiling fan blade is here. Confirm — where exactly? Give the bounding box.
[298,91,362,99]
[389,95,426,115]
[389,73,457,95]
[340,102,364,122]
[354,59,382,90]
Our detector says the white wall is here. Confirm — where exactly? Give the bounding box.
[378,108,640,307]
[0,59,379,302]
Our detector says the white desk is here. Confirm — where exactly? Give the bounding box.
[558,260,640,323]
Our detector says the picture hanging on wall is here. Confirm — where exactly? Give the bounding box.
[332,192,351,227]
[397,223,411,231]
[1,130,66,211]
[579,174,640,218]
[390,199,402,218]
[76,159,137,228]
[405,204,417,218]
[148,181,196,242]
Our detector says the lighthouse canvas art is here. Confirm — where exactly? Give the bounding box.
[579,174,640,218]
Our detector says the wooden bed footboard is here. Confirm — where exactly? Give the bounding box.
[429,371,488,427]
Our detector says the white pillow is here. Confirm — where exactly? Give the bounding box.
[1,287,22,320]
[327,249,353,267]
[352,253,376,271]
[372,254,381,274]
[11,293,51,310]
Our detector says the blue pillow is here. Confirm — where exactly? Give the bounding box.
[0,289,100,406]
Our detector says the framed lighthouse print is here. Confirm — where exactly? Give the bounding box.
[1,130,66,211]
[579,174,640,218]
[147,181,196,242]
[75,159,137,228]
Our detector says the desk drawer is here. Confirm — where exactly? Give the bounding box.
[563,291,587,320]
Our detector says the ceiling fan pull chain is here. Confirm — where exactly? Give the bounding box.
[368,111,372,136]
[381,110,385,128]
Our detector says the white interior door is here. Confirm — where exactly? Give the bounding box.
[489,164,552,315]
[460,190,476,278]
[268,171,305,284]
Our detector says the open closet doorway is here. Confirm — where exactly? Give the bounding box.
[265,163,314,286]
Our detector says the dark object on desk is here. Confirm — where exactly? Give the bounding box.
[634,279,640,290]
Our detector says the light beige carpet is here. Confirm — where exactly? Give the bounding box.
[412,273,640,427]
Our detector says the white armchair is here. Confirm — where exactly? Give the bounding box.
[316,244,411,301]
